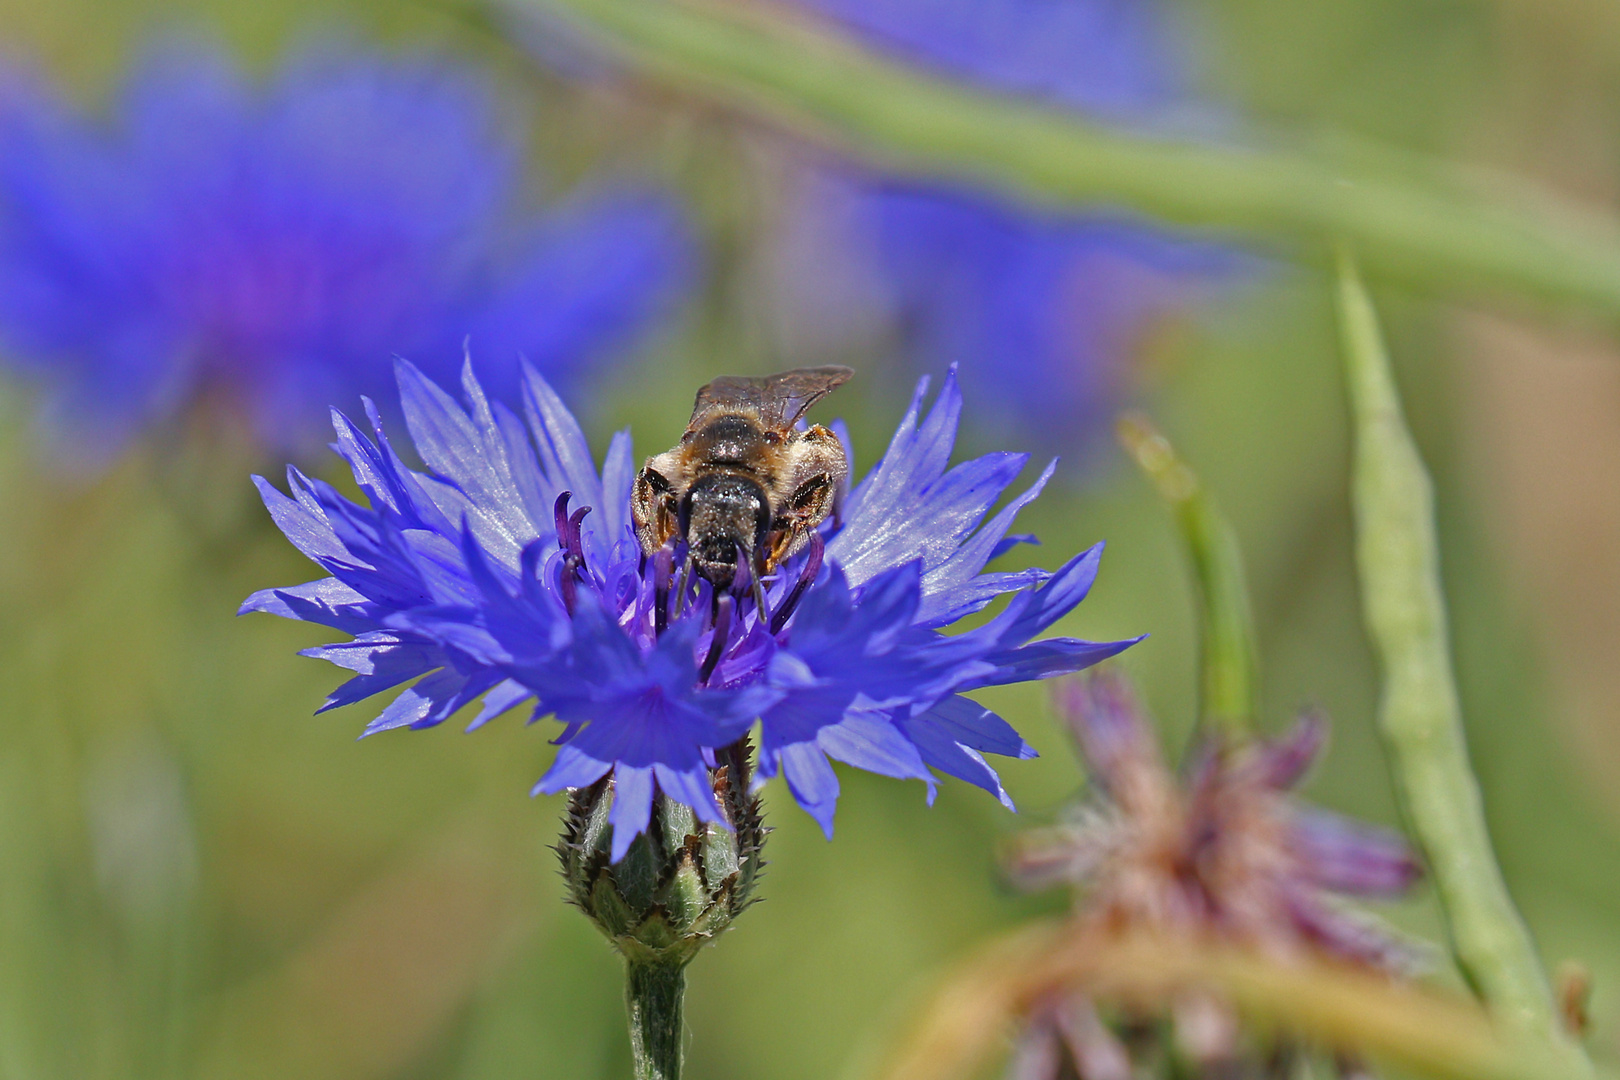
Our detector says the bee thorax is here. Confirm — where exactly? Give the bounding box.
[688,415,767,469]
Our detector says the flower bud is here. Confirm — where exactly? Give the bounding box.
[557,742,765,965]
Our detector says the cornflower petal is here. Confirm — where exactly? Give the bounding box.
[397,358,541,568]
[896,714,1019,809]
[607,766,659,862]
[299,633,449,713]
[903,695,1036,760]
[918,458,1057,625]
[833,369,1036,604]
[777,742,843,839]
[466,679,532,732]
[249,473,347,564]
[816,710,935,790]
[239,577,373,634]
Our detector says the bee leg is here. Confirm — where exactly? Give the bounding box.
[672,551,695,619]
[652,541,677,638]
[632,465,680,555]
[700,594,733,685]
[748,546,770,626]
[768,476,835,568]
[766,526,801,571]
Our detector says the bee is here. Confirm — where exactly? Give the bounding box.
[632,366,853,602]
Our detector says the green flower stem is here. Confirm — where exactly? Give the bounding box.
[1337,252,1584,1067]
[512,0,1620,318]
[626,957,688,1080]
[1119,415,1257,737]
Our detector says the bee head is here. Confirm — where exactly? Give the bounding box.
[682,472,770,588]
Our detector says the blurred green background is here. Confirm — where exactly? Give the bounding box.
[3,0,1620,1077]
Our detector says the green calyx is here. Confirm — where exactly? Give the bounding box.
[557,741,766,967]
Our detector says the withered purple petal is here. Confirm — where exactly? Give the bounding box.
[1290,807,1425,898]
[1022,670,1422,974]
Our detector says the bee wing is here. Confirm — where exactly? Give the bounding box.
[688,366,854,433]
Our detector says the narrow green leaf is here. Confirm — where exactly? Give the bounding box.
[1119,415,1257,737]
[1337,251,1584,1069]
[510,0,1620,319]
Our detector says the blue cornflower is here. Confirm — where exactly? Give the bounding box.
[771,0,1238,451]
[243,360,1139,859]
[0,39,689,459]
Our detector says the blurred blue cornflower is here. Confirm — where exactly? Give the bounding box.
[0,39,689,460]
[768,0,1239,451]
[244,360,1139,859]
